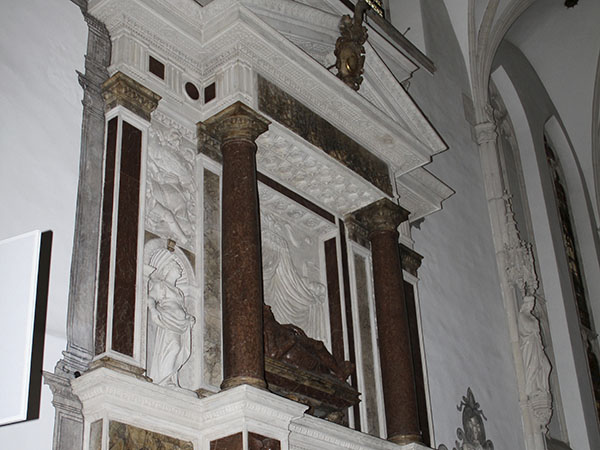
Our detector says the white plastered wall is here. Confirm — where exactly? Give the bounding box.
[398,1,525,449]
[491,40,600,449]
[0,0,86,448]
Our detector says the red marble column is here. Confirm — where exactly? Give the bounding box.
[353,198,421,445]
[200,102,270,390]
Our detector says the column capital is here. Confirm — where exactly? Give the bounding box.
[102,72,161,121]
[474,120,498,145]
[351,198,410,235]
[199,101,270,144]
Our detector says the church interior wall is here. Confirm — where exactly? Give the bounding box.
[395,2,525,449]
[0,0,87,448]
[492,41,600,449]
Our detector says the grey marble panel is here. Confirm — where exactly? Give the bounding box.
[354,254,380,436]
[203,169,222,387]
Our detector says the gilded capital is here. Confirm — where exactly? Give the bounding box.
[102,72,161,121]
[351,198,409,235]
[199,101,270,144]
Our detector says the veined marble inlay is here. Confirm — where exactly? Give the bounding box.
[108,420,193,449]
[203,169,222,388]
[353,252,380,437]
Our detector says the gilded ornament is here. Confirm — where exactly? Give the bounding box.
[334,0,370,91]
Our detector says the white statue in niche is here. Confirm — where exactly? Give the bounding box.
[147,248,196,388]
[261,213,328,342]
[518,296,552,398]
[146,127,196,249]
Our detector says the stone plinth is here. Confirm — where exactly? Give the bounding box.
[72,367,434,450]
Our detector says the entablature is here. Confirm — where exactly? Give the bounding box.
[90,0,452,221]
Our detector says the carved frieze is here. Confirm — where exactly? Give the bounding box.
[257,76,393,196]
[102,72,161,121]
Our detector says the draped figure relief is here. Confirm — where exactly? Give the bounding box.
[146,247,196,388]
[261,213,328,343]
[146,127,196,250]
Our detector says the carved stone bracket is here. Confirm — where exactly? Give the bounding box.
[474,120,498,146]
[102,72,161,121]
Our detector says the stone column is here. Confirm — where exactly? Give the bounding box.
[353,198,421,445]
[200,102,270,390]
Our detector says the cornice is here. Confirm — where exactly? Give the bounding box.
[395,166,455,222]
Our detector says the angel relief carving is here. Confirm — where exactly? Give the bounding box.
[145,246,195,389]
[146,127,196,249]
[261,213,328,343]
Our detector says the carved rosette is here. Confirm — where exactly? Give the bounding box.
[351,198,409,235]
[102,72,161,121]
[199,101,270,145]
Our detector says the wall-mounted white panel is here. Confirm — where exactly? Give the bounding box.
[0,230,50,426]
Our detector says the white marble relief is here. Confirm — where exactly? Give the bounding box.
[146,126,196,250]
[261,212,328,343]
[145,244,196,390]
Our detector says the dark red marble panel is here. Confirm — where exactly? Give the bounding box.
[325,238,344,363]
[95,117,118,355]
[111,122,142,357]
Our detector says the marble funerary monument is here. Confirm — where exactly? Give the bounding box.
[46,0,453,448]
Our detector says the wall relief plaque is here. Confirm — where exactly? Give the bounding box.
[439,388,494,450]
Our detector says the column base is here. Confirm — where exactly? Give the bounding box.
[220,375,267,391]
[388,433,422,445]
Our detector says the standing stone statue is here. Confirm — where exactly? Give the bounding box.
[147,248,195,387]
[518,296,552,397]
